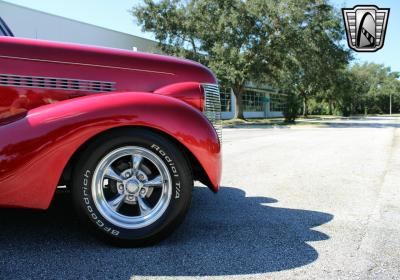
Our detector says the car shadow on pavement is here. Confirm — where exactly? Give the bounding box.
[0,186,333,279]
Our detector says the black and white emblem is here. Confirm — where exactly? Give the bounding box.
[342,5,390,52]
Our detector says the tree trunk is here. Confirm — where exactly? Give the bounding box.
[233,85,245,119]
[328,99,333,115]
[302,94,308,117]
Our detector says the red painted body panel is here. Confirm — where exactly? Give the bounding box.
[0,92,221,209]
[0,37,221,209]
[0,37,216,122]
[154,82,205,111]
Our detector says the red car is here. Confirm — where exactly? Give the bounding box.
[0,18,222,246]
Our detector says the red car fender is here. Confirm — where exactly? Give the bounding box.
[154,82,205,111]
[0,92,221,209]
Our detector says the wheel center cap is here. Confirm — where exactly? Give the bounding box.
[126,179,140,194]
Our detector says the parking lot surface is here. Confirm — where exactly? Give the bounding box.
[1,117,400,279]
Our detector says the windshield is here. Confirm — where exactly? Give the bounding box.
[0,17,14,37]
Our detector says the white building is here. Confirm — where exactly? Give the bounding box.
[0,0,157,52]
[0,0,285,118]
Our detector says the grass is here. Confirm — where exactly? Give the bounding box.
[304,114,400,118]
[222,118,285,126]
[222,114,400,128]
[367,113,400,117]
[222,118,326,128]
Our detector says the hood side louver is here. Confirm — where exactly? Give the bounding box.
[0,74,115,92]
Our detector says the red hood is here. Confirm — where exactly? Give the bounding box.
[0,36,217,92]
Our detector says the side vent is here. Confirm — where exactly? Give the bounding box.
[0,74,115,92]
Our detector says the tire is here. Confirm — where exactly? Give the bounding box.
[71,128,193,246]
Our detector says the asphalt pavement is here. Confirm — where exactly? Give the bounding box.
[1,117,399,279]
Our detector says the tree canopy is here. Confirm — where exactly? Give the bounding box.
[341,63,400,115]
[133,0,399,120]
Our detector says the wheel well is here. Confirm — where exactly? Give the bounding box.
[59,126,213,189]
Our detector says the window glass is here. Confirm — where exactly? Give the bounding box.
[220,88,231,112]
[242,89,264,112]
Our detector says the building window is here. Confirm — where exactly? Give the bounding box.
[242,89,264,112]
[270,93,287,112]
[220,88,231,112]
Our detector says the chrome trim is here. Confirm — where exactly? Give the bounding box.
[202,83,222,141]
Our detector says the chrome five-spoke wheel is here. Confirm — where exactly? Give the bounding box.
[73,129,193,245]
[92,146,172,229]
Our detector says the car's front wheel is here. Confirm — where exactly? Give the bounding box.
[72,128,193,246]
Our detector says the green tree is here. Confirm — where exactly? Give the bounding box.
[133,0,349,120]
[133,0,289,119]
[274,1,350,117]
[347,63,400,115]
[283,91,301,123]
[329,67,354,116]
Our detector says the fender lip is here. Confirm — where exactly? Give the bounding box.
[0,91,221,209]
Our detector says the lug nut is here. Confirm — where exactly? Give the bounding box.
[138,174,145,181]
[118,184,124,191]
[125,172,131,178]
[128,195,135,201]
[140,188,146,195]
